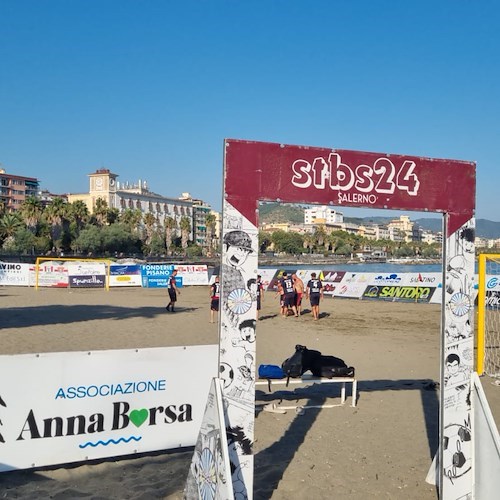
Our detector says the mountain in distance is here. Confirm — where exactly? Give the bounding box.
[413,218,500,239]
[258,202,305,224]
[258,203,500,239]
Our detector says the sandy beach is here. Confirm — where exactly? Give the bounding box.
[1,285,499,499]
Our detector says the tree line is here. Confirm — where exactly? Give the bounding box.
[0,197,217,258]
[259,227,443,258]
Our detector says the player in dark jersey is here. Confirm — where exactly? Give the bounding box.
[256,274,264,320]
[280,271,298,317]
[306,272,323,320]
[210,275,220,323]
[166,269,180,312]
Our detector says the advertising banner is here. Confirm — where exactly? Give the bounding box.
[322,270,346,296]
[335,272,376,299]
[30,262,69,288]
[256,268,278,291]
[362,284,436,302]
[0,345,218,471]
[367,272,410,287]
[0,263,30,287]
[140,264,183,288]
[109,265,142,287]
[68,263,106,289]
[175,265,209,286]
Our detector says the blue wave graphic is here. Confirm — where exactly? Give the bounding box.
[79,435,142,448]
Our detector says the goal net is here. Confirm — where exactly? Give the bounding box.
[477,253,500,378]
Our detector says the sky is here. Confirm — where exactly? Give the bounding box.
[1,0,499,221]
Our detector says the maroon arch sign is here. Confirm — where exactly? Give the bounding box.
[189,139,476,500]
[225,139,474,236]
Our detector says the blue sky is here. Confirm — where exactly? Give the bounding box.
[2,0,499,221]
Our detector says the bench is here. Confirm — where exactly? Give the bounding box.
[256,374,358,413]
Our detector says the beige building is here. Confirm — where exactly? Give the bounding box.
[67,169,194,236]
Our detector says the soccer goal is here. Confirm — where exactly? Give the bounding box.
[34,257,112,291]
[477,253,500,378]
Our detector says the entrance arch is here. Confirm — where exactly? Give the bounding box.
[213,139,475,499]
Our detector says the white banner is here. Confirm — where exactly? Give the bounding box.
[29,261,69,288]
[0,345,218,471]
[175,265,209,286]
[0,263,30,286]
[336,272,377,298]
[109,264,142,287]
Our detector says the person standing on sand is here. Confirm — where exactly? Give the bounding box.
[256,274,264,320]
[280,272,298,318]
[210,275,220,323]
[275,280,286,317]
[292,273,304,316]
[306,272,323,320]
[166,269,180,312]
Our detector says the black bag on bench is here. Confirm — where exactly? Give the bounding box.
[282,345,321,385]
[310,355,355,378]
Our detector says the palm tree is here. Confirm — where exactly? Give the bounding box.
[43,197,68,244]
[68,200,89,231]
[313,225,327,252]
[303,233,314,254]
[143,212,157,248]
[120,208,142,233]
[179,216,191,254]
[19,196,42,233]
[93,198,109,226]
[205,212,216,256]
[0,213,23,239]
[164,216,177,256]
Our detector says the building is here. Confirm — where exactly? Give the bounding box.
[0,168,40,213]
[67,169,194,239]
[388,215,422,242]
[37,189,68,208]
[304,206,344,225]
[179,193,213,249]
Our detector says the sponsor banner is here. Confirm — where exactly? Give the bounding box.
[140,264,179,288]
[109,265,142,287]
[430,285,443,304]
[485,274,500,292]
[322,270,346,296]
[0,345,218,471]
[257,268,279,291]
[335,272,377,298]
[0,263,30,287]
[368,272,410,287]
[68,263,107,276]
[68,263,107,289]
[68,262,106,288]
[407,272,442,287]
[30,262,69,288]
[70,274,106,288]
[363,284,436,302]
[484,291,500,308]
[175,265,209,286]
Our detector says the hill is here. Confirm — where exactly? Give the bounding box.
[258,203,500,239]
[258,202,305,224]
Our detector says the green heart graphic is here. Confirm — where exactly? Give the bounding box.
[129,408,149,427]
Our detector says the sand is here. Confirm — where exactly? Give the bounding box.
[1,285,499,499]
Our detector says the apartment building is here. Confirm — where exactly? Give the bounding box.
[0,168,39,212]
